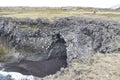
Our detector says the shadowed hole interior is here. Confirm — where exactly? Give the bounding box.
[3,33,67,77]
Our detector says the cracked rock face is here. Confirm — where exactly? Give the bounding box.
[0,17,120,64]
[58,17,120,63]
[0,16,120,79]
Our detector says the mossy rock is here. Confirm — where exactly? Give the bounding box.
[0,56,8,62]
[0,44,8,55]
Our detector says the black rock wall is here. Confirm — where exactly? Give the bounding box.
[0,17,120,63]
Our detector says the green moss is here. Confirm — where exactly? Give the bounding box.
[17,25,39,33]
[0,44,8,55]
[0,44,8,62]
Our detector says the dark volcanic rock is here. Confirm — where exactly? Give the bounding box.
[0,17,66,62]
[0,17,120,64]
[58,17,120,63]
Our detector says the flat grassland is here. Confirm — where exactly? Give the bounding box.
[0,7,120,21]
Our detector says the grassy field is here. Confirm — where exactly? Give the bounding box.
[0,7,120,21]
[0,8,93,19]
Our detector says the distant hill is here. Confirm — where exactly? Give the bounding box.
[116,7,120,10]
[111,5,120,10]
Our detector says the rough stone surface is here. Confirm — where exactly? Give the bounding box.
[0,17,120,64]
[0,16,120,79]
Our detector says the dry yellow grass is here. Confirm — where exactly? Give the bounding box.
[0,8,120,21]
[80,54,120,80]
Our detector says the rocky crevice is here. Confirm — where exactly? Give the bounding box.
[0,17,120,62]
[0,17,120,77]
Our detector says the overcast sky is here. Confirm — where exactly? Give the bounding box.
[0,0,119,8]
